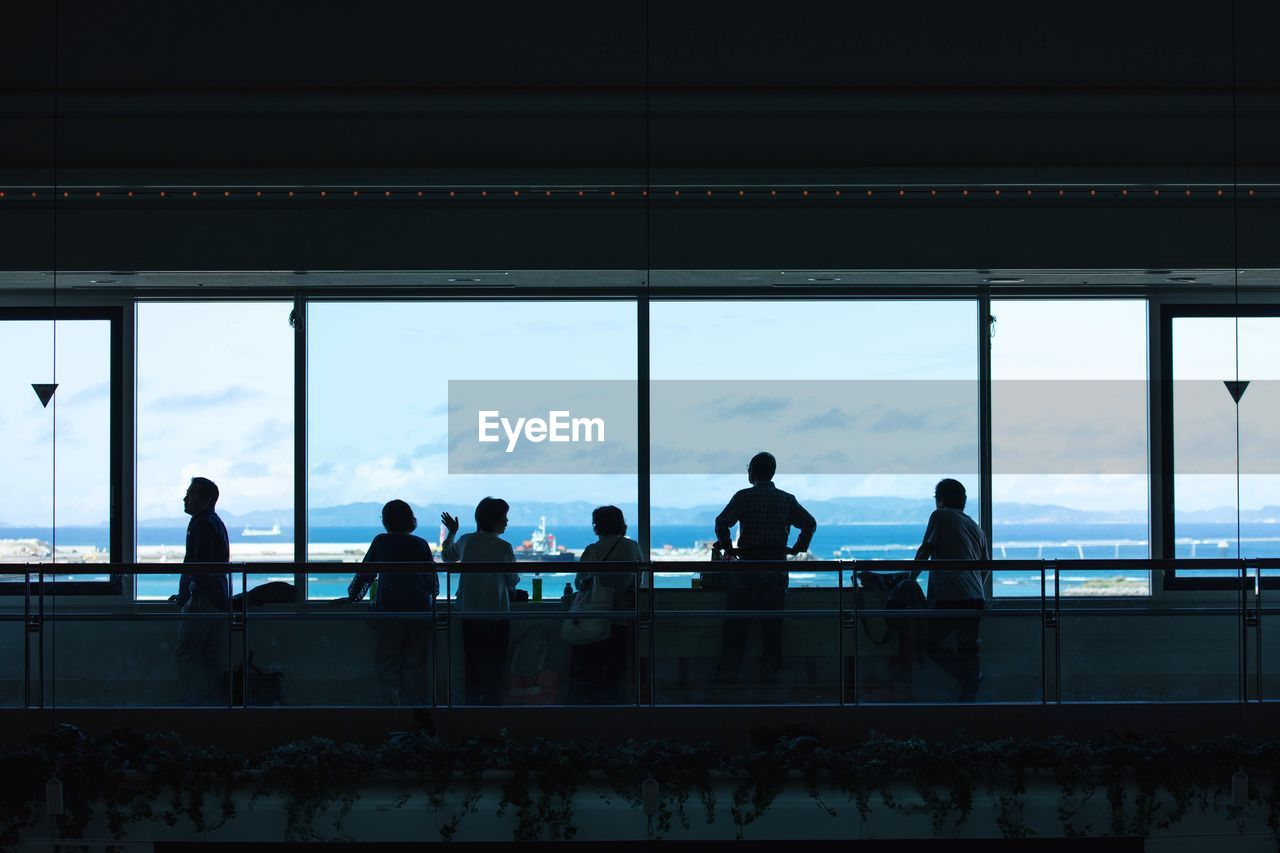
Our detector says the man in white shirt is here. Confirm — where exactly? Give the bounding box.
[912,478,990,702]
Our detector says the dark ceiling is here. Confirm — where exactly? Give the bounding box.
[1,0,1277,274]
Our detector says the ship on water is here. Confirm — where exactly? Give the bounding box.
[514,516,577,562]
[241,522,282,537]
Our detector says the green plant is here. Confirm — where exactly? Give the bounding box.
[3,727,1280,848]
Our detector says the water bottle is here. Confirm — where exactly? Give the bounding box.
[532,574,543,601]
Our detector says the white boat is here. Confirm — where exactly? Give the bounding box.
[241,522,282,537]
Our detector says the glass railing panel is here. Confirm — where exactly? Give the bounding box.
[0,576,27,707]
[651,561,841,705]
[40,568,239,707]
[288,565,439,707]
[1059,562,1243,702]
[852,562,1042,704]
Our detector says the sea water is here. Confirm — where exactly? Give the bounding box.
[6,522,1278,600]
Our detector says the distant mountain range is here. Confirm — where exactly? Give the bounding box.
[119,498,1280,528]
[14,499,1277,530]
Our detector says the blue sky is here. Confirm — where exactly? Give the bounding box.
[3,299,1277,526]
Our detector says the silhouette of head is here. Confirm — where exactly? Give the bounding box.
[381,499,416,534]
[591,505,627,537]
[935,478,967,510]
[475,497,510,534]
[748,452,777,484]
[183,477,219,515]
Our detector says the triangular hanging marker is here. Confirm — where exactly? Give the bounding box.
[32,383,58,408]
[1225,380,1250,404]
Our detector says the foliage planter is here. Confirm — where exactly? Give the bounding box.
[4,728,1280,846]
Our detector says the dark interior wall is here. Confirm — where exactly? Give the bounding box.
[0,0,1276,272]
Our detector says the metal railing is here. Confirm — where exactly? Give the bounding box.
[3,558,1278,708]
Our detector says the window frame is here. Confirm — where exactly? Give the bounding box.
[1160,303,1280,592]
[0,306,124,596]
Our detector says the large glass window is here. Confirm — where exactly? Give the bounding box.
[0,317,113,580]
[135,302,295,599]
[649,300,980,570]
[307,300,638,600]
[1172,313,1280,562]
[990,300,1149,596]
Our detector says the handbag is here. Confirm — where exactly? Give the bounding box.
[560,538,621,646]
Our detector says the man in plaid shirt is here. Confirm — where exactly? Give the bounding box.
[712,452,817,687]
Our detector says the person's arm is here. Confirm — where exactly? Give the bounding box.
[187,517,225,600]
[439,513,461,562]
[789,498,818,555]
[504,542,520,587]
[714,495,740,551]
[348,539,379,600]
[912,511,940,578]
[174,575,191,607]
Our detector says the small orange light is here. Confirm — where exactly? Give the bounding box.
[191,191,198,197]
[611,190,617,197]
[1026,189,1032,196]
[224,190,230,197]
[0,191,5,198]
[481,190,487,197]
[1058,189,1064,197]
[770,190,777,197]
[1249,188,1255,196]
[577,190,584,197]
[834,190,840,197]
[994,189,1001,197]
[514,190,521,197]
[1121,189,1128,197]
[545,190,552,197]
[1217,188,1223,196]
[352,190,359,197]
[64,191,69,198]
[802,190,809,197]
[642,189,648,197]
[128,191,134,198]
[31,191,37,197]
[706,190,713,197]
[962,189,968,197]
[899,189,905,197]
[1185,189,1192,196]
[1089,189,1096,197]
[320,191,327,197]
[418,191,424,197]
[160,191,167,197]
[674,190,680,197]
[287,191,293,197]
[450,191,456,198]
[1153,189,1159,196]
[256,191,262,197]
[867,190,873,197]
[930,189,936,197]
[94,191,101,198]
[739,190,745,197]
[385,191,391,197]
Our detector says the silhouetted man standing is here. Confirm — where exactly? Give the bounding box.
[174,476,230,704]
[713,452,817,687]
[912,478,990,702]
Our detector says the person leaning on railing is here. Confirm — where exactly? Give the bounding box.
[347,500,438,706]
[911,478,991,702]
[711,452,817,688]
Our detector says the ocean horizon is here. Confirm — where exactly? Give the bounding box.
[5,521,1278,600]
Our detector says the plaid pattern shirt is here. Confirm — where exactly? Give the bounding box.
[714,481,817,553]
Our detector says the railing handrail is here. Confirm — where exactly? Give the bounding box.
[11,557,1278,574]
